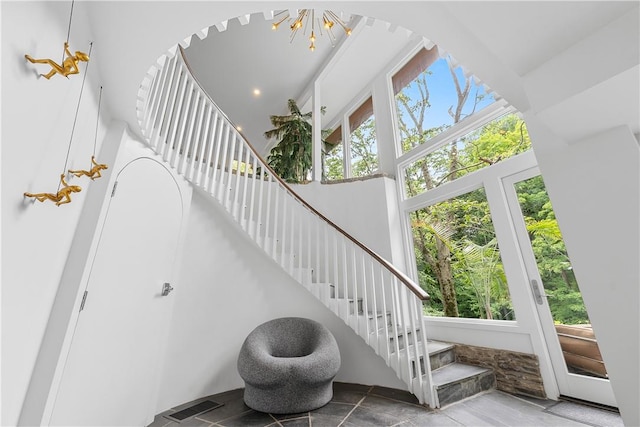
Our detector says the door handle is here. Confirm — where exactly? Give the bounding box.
[161,282,174,296]
[531,279,547,305]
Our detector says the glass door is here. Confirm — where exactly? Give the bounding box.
[504,168,616,407]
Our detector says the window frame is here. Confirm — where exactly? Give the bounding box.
[323,92,379,181]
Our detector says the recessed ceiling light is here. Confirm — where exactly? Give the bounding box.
[236,125,243,131]
[253,89,261,96]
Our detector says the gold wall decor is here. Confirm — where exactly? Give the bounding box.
[25,42,89,80]
[24,174,82,206]
[69,156,108,180]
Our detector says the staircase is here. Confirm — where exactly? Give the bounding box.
[285,263,496,407]
[135,44,494,408]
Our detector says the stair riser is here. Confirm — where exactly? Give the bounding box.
[436,371,496,407]
[429,348,456,370]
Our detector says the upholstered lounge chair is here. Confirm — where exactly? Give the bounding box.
[237,317,341,414]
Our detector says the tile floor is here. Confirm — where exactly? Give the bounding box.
[148,382,623,427]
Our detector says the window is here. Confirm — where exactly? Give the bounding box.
[323,126,344,180]
[322,97,379,181]
[349,97,378,178]
[403,113,531,198]
[410,187,515,319]
[393,47,496,155]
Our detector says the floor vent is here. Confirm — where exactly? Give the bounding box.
[164,400,224,422]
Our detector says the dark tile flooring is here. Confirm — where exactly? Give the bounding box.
[148,382,623,427]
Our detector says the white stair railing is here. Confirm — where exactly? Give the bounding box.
[137,46,436,407]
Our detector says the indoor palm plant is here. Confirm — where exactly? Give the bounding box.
[265,99,325,183]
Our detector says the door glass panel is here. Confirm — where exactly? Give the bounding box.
[514,176,608,378]
[411,187,515,320]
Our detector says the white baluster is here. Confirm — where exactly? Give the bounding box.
[143,63,165,138]
[239,145,252,229]
[256,167,267,247]
[394,276,412,383]
[232,140,244,219]
[213,124,230,199]
[340,236,349,321]
[162,69,189,161]
[151,60,182,154]
[349,243,358,329]
[279,191,289,271]
[416,296,433,405]
[178,91,201,175]
[322,221,328,299]
[262,176,273,251]
[406,288,422,389]
[296,202,303,274]
[360,252,370,341]
[247,155,259,239]
[369,261,380,353]
[270,181,280,258]
[383,270,400,375]
[375,266,388,361]
[171,81,194,168]
[223,132,237,210]
[150,55,178,153]
[195,106,213,187]
[183,95,205,179]
[204,111,221,190]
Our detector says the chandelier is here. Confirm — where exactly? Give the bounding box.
[271,9,352,51]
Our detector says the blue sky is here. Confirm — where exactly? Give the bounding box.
[399,57,495,134]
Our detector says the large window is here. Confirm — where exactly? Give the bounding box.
[395,44,537,321]
[403,113,531,198]
[411,188,515,319]
[393,47,496,155]
[323,96,379,181]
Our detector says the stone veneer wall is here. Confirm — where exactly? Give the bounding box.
[454,344,546,399]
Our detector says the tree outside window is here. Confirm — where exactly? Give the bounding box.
[394,46,532,319]
[323,97,379,180]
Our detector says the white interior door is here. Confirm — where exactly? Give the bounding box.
[49,158,184,426]
[504,167,616,407]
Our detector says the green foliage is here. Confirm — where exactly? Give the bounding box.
[349,117,379,177]
[323,113,379,181]
[265,99,325,183]
[400,56,587,325]
[415,189,515,320]
[514,176,589,324]
[323,142,344,180]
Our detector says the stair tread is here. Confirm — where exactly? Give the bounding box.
[427,340,455,355]
[430,362,491,387]
[388,340,455,357]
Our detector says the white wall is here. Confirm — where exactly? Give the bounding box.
[293,177,405,268]
[4,2,639,426]
[1,3,107,425]
[156,186,407,413]
[527,120,640,425]
[519,8,639,424]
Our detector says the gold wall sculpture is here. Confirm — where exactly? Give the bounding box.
[25,42,89,79]
[24,174,82,206]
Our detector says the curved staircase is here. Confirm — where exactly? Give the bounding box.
[136,44,496,408]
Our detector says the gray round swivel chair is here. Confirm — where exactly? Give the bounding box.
[237,317,341,414]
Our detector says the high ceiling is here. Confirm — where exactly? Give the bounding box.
[183,11,416,153]
[83,2,639,149]
[177,2,638,154]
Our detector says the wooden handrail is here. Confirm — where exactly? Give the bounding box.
[178,46,429,301]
